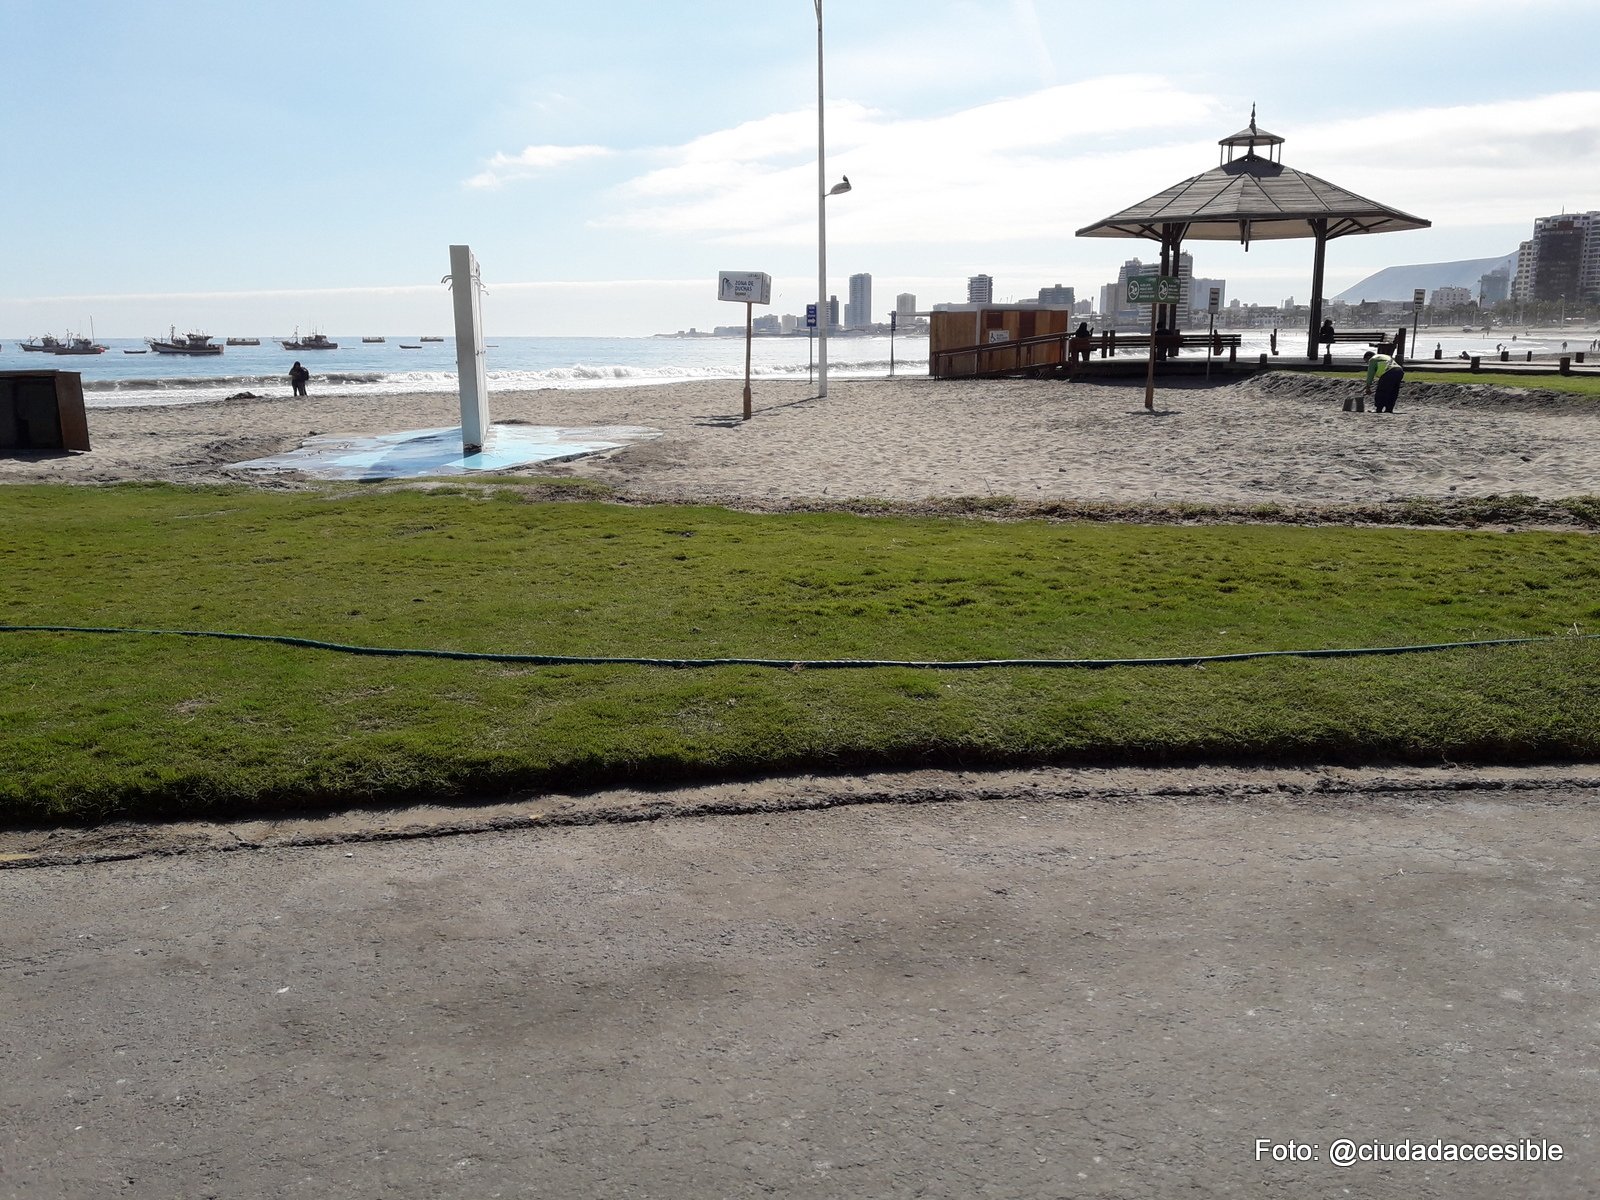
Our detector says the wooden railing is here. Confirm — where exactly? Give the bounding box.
[930,330,1244,379]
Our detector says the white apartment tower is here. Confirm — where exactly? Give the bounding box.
[846,273,873,328]
[1174,252,1194,327]
[967,274,994,304]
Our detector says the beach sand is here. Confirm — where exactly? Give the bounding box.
[4,373,1599,509]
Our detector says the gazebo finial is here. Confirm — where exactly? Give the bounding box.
[1219,108,1285,165]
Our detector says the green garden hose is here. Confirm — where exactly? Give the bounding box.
[1,624,1592,669]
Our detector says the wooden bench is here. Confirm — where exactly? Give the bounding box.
[1312,328,1406,362]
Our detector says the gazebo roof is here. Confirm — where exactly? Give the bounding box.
[1076,118,1430,244]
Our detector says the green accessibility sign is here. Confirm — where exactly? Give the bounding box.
[1126,275,1181,305]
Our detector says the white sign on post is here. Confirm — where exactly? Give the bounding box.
[718,272,772,305]
[717,272,772,419]
[1413,288,1427,309]
[1208,287,1221,314]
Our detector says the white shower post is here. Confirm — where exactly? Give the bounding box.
[449,244,490,453]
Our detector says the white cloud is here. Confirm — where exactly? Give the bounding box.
[593,82,1600,260]
[1281,93,1600,226]
[601,76,1226,245]
[465,143,614,189]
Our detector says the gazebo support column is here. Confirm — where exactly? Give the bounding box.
[1158,239,1172,358]
[1306,219,1328,361]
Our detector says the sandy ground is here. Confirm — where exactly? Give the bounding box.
[4,766,1597,1199]
[5,372,1599,506]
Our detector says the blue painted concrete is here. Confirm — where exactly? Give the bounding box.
[232,424,660,481]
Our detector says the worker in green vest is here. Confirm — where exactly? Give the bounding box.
[1362,350,1405,413]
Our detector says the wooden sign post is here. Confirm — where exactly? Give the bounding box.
[1410,288,1424,365]
[1127,274,1181,410]
[1206,285,1221,382]
[718,271,772,420]
[742,302,754,418]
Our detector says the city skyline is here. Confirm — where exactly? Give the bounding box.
[4,0,1599,337]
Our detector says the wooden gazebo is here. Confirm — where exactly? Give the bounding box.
[1075,110,1430,359]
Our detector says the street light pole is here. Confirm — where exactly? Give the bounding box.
[815,0,828,398]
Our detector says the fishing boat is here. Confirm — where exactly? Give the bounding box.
[52,335,107,355]
[225,336,260,346]
[399,343,422,349]
[123,349,149,354]
[419,335,444,342]
[148,327,223,355]
[20,335,62,352]
[280,329,338,350]
[361,336,386,343]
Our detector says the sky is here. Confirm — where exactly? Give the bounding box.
[4,0,1599,338]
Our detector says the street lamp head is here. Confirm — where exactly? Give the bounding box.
[827,176,851,197]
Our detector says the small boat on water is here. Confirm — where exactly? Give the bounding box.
[361,336,386,343]
[148,327,223,355]
[124,349,149,354]
[53,335,107,355]
[21,335,62,352]
[400,343,422,349]
[225,336,260,346]
[281,329,338,350]
[419,336,444,342]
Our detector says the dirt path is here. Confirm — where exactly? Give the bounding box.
[5,765,1596,1199]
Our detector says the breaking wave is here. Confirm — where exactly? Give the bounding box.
[80,359,923,408]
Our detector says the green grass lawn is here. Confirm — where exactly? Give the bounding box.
[3,483,1597,823]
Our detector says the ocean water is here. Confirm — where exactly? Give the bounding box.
[2,329,1574,410]
[3,334,927,409]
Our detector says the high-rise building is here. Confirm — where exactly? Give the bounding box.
[1479,266,1511,306]
[967,274,994,304]
[1110,259,1155,324]
[846,273,873,328]
[1037,284,1075,307]
[896,293,917,318]
[827,295,840,329]
[1431,286,1474,308]
[1530,213,1593,302]
[1511,240,1536,303]
[1511,212,1600,304]
[1191,277,1226,317]
[1174,252,1194,326]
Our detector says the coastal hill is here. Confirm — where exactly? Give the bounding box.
[1333,252,1517,303]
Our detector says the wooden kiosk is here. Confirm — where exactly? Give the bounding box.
[0,369,91,452]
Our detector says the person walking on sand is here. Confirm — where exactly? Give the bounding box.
[1363,349,1405,413]
[289,360,309,397]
